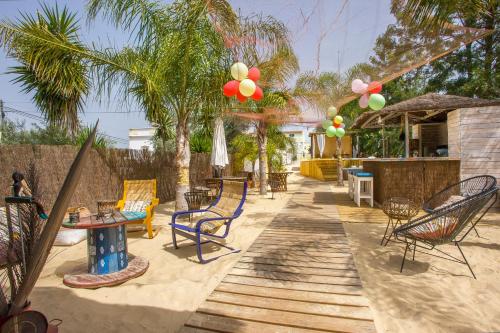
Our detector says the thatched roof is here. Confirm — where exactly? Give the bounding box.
[351,93,500,129]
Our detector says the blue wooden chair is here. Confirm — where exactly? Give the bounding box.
[170,180,248,263]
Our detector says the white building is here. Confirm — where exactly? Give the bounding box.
[128,128,155,151]
[245,124,311,171]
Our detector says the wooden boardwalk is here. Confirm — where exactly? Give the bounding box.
[181,180,377,333]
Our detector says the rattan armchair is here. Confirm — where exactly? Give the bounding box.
[394,186,498,278]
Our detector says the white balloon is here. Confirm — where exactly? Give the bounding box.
[351,79,365,93]
[239,79,256,97]
[360,83,369,94]
[231,62,248,81]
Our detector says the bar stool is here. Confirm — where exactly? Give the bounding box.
[347,168,363,199]
[353,172,374,207]
[381,197,419,246]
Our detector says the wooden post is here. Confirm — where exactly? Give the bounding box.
[311,134,316,159]
[405,112,410,158]
[382,125,386,158]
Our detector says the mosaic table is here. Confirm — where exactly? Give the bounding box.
[62,211,149,288]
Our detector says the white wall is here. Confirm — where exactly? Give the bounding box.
[128,128,155,151]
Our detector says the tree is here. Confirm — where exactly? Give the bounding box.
[1,0,237,210]
[390,0,498,98]
[234,16,298,194]
[2,4,89,135]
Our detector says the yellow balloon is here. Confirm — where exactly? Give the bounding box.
[231,62,248,81]
[239,79,256,97]
[334,115,343,124]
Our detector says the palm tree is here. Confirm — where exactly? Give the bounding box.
[2,4,89,135]
[1,0,237,210]
[234,16,299,194]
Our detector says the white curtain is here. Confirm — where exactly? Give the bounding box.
[317,134,325,158]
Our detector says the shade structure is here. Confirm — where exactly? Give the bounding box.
[211,118,229,172]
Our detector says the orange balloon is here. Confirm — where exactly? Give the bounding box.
[248,67,261,82]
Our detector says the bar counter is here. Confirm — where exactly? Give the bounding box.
[361,158,460,206]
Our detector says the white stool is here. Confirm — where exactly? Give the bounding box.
[348,173,355,199]
[353,175,374,207]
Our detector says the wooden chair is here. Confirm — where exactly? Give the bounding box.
[116,179,159,239]
[170,180,248,263]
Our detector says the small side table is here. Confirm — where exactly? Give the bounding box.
[62,211,149,288]
[381,197,419,246]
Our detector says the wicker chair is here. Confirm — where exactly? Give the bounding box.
[170,180,248,263]
[423,175,497,237]
[394,186,498,278]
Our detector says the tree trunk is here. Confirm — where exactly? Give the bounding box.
[175,116,190,210]
[257,121,268,195]
[336,137,344,186]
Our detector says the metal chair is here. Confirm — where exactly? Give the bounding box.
[394,186,498,278]
[423,175,497,237]
[171,180,248,264]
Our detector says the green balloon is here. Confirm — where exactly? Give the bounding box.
[326,125,337,137]
[335,127,345,137]
[368,93,385,111]
[321,119,333,129]
[327,106,337,118]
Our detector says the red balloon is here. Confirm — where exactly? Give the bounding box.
[251,85,263,101]
[333,122,340,128]
[223,80,239,97]
[236,91,247,102]
[248,67,260,82]
[368,81,382,94]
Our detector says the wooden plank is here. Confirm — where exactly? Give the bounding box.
[216,282,370,307]
[238,256,357,270]
[244,252,355,264]
[256,235,350,244]
[259,232,349,240]
[228,268,362,286]
[223,275,363,295]
[185,312,324,333]
[233,262,360,278]
[208,291,373,320]
[251,242,351,250]
[197,301,376,333]
[246,248,354,258]
[178,325,216,333]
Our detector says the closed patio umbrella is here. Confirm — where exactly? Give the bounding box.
[211,117,229,177]
[317,134,325,158]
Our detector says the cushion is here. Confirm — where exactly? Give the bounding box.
[408,215,458,240]
[435,195,465,210]
[122,211,147,220]
[123,200,150,212]
[176,211,227,234]
[54,228,87,246]
[356,172,373,177]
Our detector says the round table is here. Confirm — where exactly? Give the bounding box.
[62,211,149,288]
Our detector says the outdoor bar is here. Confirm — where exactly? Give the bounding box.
[350,93,500,207]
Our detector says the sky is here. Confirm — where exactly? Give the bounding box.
[0,0,396,147]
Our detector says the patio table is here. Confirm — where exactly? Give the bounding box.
[61,211,149,288]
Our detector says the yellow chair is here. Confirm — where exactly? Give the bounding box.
[116,179,159,239]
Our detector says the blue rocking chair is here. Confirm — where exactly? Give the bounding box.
[170,180,248,263]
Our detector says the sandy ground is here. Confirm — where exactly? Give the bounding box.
[29,174,500,333]
[30,176,297,333]
[334,183,500,333]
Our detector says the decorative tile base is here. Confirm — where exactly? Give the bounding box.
[63,256,149,289]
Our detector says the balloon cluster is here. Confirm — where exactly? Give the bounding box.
[351,79,385,111]
[223,62,263,102]
[321,106,346,138]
